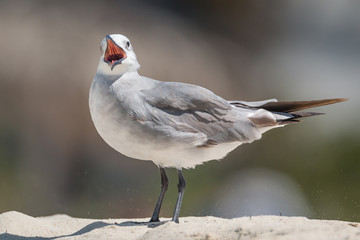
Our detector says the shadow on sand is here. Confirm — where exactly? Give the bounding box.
[0,220,168,240]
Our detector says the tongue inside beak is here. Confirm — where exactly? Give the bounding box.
[104,37,127,70]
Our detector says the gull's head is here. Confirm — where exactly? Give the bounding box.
[97,34,140,76]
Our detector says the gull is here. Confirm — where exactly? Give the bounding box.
[89,34,346,223]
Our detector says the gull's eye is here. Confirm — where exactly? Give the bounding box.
[126,41,130,48]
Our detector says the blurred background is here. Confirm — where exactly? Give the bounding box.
[0,0,359,222]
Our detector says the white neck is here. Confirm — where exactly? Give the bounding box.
[97,58,140,76]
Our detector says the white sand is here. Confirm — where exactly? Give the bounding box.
[0,211,359,240]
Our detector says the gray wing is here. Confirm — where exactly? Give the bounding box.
[136,81,261,147]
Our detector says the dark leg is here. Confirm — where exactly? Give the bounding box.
[149,168,169,222]
[172,169,186,223]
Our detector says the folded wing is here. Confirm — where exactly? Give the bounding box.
[138,81,262,147]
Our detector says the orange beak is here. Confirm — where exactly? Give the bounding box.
[104,35,127,70]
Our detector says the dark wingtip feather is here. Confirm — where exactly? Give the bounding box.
[261,98,348,113]
[278,112,325,125]
[290,112,325,118]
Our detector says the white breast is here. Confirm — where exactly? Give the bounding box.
[89,80,151,161]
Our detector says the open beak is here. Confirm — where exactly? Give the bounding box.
[104,35,127,70]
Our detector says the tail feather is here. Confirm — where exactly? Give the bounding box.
[261,98,348,113]
[239,98,347,129]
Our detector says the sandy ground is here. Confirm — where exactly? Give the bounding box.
[0,211,359,240]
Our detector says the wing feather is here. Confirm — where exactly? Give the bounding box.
[137,82,261,146]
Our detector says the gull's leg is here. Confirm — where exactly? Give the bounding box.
[172,169,186,223]
[149,168,168,222]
